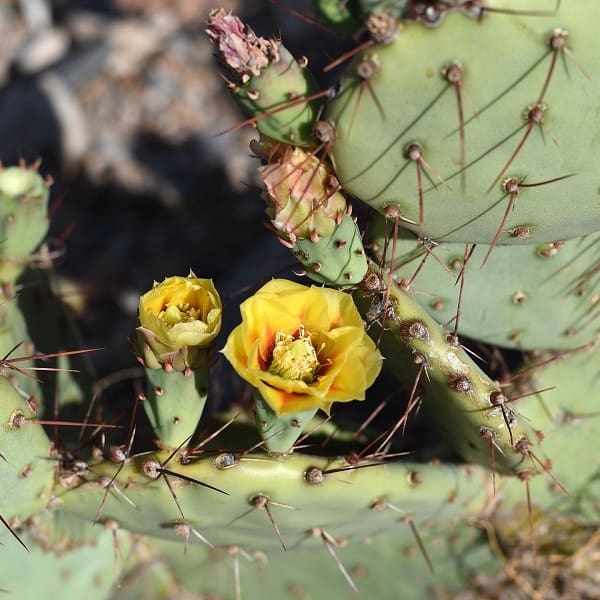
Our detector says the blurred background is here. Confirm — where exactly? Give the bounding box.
[0,0,339,379]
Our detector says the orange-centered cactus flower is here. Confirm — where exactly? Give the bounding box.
[223,279,382,415]
[137,275,222,370]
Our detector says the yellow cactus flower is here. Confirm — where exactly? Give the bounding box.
[137,275,222,369]
[222,279,382,415]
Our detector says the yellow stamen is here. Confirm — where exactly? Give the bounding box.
[269,326,319,383]
[161,302,202,326]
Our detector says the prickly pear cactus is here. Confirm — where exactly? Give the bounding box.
[1,2,600,599]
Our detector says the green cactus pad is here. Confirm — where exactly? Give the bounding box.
[0,165,50,283]
[57,450,488,550]
[369,216,600,350]
[292,214,368,285]
[328,0,600,244]
[129,521,498,600]
[0,376,54,523]
[253,390,318,454]
[0,290,40,405]
[503,342,600,520]
[1,515,499,600]
[0,525,129,600]
[142,359,209,450]
[15,266,95,416]
[236,45,320,147]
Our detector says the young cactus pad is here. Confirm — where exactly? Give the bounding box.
[206,9,321,147]
[0,164,50,283]
[292,214,368,285]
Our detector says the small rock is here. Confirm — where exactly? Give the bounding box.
[14,28,69,74]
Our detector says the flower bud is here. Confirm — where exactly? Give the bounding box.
[260,145,347,245]
[137,274,222,370]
